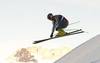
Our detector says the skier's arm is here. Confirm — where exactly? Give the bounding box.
[50,21,55,38]
[55,16,62,30]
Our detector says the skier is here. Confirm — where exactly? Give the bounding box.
[47,13,69,38]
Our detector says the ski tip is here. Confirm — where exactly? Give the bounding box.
[33,41,36,44]
[83,31,88,33]
[33,42,35,44]
[72,29,82,30]
[80,29,82,30]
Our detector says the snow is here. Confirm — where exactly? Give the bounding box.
[54,34,100,63]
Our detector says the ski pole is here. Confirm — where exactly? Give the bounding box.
[68,21,80,26]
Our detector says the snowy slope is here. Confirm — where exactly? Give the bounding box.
[54,34,100,63]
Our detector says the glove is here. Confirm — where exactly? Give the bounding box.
[56,27,58,31]
[50,33,53,38]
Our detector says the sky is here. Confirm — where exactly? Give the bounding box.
[0,0,100,62]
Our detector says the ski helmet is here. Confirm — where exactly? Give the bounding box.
[47,13,53,19]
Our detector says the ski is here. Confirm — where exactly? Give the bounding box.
[67,29,82,34]
[33,29,84,44]
[64,29,88,33]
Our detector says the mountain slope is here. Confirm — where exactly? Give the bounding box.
[6,46,72,63]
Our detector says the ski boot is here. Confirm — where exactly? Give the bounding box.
[55,29,66,37]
